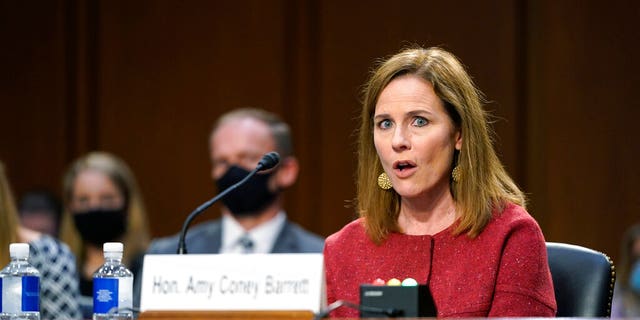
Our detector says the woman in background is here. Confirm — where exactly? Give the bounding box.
[0,161,82,319]
[60,151,150,318]
[324,46,556,317]
[612,224,640,317]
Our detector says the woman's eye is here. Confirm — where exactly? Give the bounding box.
[413,117,428,127]
[378,119,392,129]
[72,200,86,211]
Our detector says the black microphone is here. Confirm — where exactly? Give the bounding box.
[256,151,280,171]
[176,151,281,254]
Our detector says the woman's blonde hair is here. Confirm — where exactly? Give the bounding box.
[59,152,150,266]
[357,46,525,244]
[0,161,20,266]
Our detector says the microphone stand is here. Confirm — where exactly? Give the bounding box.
[176,165,261,254]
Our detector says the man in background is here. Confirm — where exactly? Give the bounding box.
[147,107,324,254]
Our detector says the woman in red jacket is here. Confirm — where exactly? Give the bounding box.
[323,46,557,317]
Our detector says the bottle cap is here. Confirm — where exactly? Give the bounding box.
[103,242,124,253]
[9,243,30,259]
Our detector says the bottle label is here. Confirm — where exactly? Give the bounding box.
[22,276,39,312]
[1,276,20,313]
[94,278,119,314]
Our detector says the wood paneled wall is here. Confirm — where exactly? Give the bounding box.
[525,0,640,258]
[1,0,638,263]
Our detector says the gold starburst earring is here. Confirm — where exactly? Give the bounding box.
[377,172,392,190]
[451,165,461,183]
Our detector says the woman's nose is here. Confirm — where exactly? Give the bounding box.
[391,127,410,152]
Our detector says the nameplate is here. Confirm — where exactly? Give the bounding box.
[140,253,325,312]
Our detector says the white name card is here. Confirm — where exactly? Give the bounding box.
[140,253,325,313]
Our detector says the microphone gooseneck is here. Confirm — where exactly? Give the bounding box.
[176,152,281,254]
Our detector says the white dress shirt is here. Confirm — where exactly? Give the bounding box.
[220,211,286,254]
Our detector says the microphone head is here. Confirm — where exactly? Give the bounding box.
[257,152,280,171]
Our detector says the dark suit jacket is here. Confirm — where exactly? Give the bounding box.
[146,218,324,254]
[135,218,324,307]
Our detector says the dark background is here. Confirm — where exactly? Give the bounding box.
[1,0,638,263]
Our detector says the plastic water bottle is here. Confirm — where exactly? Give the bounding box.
[92,242,133,320]
[0,243,40,320]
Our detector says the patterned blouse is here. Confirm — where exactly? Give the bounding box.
[29,235,82,319]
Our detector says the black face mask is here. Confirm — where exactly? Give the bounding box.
[215,165,278,217]
[72,207,127,247]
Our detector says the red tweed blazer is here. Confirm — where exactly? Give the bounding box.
[323,203,557,317]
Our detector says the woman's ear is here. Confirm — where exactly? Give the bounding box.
[455,129,463,151]
[274,156,299,189]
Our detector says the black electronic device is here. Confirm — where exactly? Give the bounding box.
[359,284,437,318]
